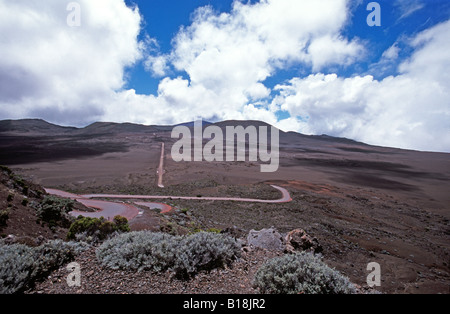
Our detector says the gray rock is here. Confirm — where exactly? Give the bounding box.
[247,227,285,251]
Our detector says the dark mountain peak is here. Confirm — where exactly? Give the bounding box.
[80,121,157,135]
[0,119,76,134]
[0,118,363,148]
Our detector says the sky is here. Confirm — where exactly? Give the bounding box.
[0,0,449,152]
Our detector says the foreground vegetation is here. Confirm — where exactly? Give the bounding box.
[0,240,88,294]
[97,231,241,279]
[0,166,356,294]
[253,252,357,294]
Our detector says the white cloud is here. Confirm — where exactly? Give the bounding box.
[0,0,362,127]
[272,20,450,152]
[0,0,448,153]
[0,0,143,125]
[382,43,400,60]
[144,55,170,77]
[395,0,425,20]
[307,35,363,71]
[145,0,363,122]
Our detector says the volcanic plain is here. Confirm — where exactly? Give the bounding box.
[1,118,449,294]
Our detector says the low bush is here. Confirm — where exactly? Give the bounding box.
[174,232,240,278]
[67,215,130,242]
[96,231,179,272]
[253,252,357,294]
[96,231,241,278]
[36,196,74,228]
[0,240,89,294]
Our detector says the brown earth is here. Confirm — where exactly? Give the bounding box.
[1,119,449,294]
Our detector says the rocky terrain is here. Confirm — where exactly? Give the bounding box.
[1,119,449,294]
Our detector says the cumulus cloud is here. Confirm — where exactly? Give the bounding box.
[103,0,365,125]
[140,0,363,123]
[272,20,450,152]
[0,0,143,125]
[0,0,362,126]
[144,55,170,77]
[0,0,448,152]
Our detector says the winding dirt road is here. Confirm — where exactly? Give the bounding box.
[45,185,292,221]
[78,185,292,203]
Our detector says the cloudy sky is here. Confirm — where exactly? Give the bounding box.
[0,0,449,152]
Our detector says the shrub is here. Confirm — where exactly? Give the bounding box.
[0,240,89,294]
[113,215,130,233]
[96,231,180,272]
[0,165,12,175]
[67,215,130,242]
[0,243,34,294]
[96,231,241,278]
[174,231,241,278]
[36,196,74,227]
[253,252,357,294]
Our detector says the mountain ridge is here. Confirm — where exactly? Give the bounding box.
[0,118,368,147]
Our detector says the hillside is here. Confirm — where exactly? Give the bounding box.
[1,118,450,293]
[0,165,90,242]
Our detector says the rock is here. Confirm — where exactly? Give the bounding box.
[284,229,322,254]
[247,227,285,251]
[4,234,16,244]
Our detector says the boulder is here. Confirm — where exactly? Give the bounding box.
[285,229,322,254]
[247,227,285,251]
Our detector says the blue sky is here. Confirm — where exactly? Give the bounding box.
[0,0,449,152]
[124,0,450,94]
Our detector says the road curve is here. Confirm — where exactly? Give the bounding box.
[79,185,292,203]
[72,199,140,221]
[45,185,292,221]
[44,188,141,221]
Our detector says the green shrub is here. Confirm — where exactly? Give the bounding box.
[36,196,74,227]
[113,215,130,233]
[0,165,12,175]
[0,240,89,294]
[67,215,130,242]
[253,252,357,294]
[96,231,241,278]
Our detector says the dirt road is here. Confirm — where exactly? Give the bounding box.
[45,185,292,221]
[77,185,292,203]
[157,142,164,188]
